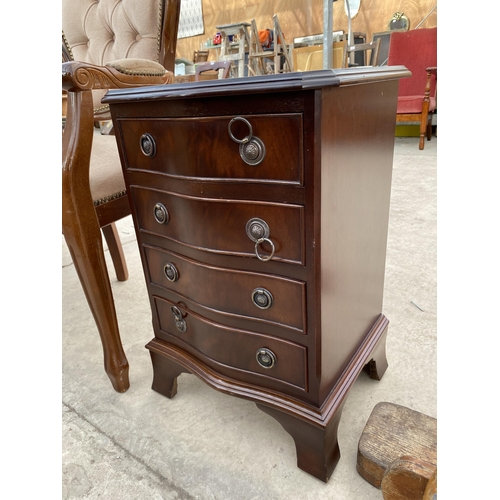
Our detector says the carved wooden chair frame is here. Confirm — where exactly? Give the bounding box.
[62,0,181,392]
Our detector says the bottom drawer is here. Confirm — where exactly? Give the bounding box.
[154,296,307,390]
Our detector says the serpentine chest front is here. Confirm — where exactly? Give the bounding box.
[106,68,407,481]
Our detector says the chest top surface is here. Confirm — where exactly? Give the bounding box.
[103,66,410,104]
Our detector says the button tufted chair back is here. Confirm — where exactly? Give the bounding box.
[63,0,180,118]
[62,0,179,72]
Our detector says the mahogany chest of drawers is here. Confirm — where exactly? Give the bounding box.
[105,67,409,482]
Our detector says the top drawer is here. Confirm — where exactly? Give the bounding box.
[115,114,303,185]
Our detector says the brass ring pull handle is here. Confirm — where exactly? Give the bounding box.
[252,288,273,309]
[246,218,275,262]
[256,348,277,369]
[228,116,253,144]
[164,263,179,282]
[255,237,275,262]
[171,306,187,333]
[153,203,169,224]
[140,133,156,157]
[228,117,266,166]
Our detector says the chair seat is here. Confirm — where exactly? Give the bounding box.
[397,95,437,114]
[90,130,126,206]
[93,89,110,118]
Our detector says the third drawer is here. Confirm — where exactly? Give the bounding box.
[144,245,306,333]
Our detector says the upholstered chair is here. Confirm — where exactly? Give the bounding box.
[62,0,181,392]
[387,27,437,150]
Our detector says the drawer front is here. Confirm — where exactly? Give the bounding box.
[117,114,303,185]
[131,186,305,265]
[154,296,307,389]
[144,246,306,333]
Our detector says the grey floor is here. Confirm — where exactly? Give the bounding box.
[62,136,437,499]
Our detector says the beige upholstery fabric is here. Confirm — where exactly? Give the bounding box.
[89,129,126,206]
[106,58,166,75]
[92,58,167,117]
[62,0,162,66]
[92,90,110,118]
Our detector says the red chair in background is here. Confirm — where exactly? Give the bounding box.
[387,27,437,150]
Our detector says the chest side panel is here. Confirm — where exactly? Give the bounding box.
[318,82,398,399]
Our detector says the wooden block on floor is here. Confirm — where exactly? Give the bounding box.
[423,469,437,500]
[357,402,437,491]
[381,456,436,500]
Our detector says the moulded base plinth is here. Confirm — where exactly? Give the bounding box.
[146,314,389,482]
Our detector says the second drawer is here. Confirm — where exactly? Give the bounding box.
[131,186,305,265]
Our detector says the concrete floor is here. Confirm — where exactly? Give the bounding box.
[62,136,437,499]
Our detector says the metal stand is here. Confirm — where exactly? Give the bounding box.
[322,0,334,69]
